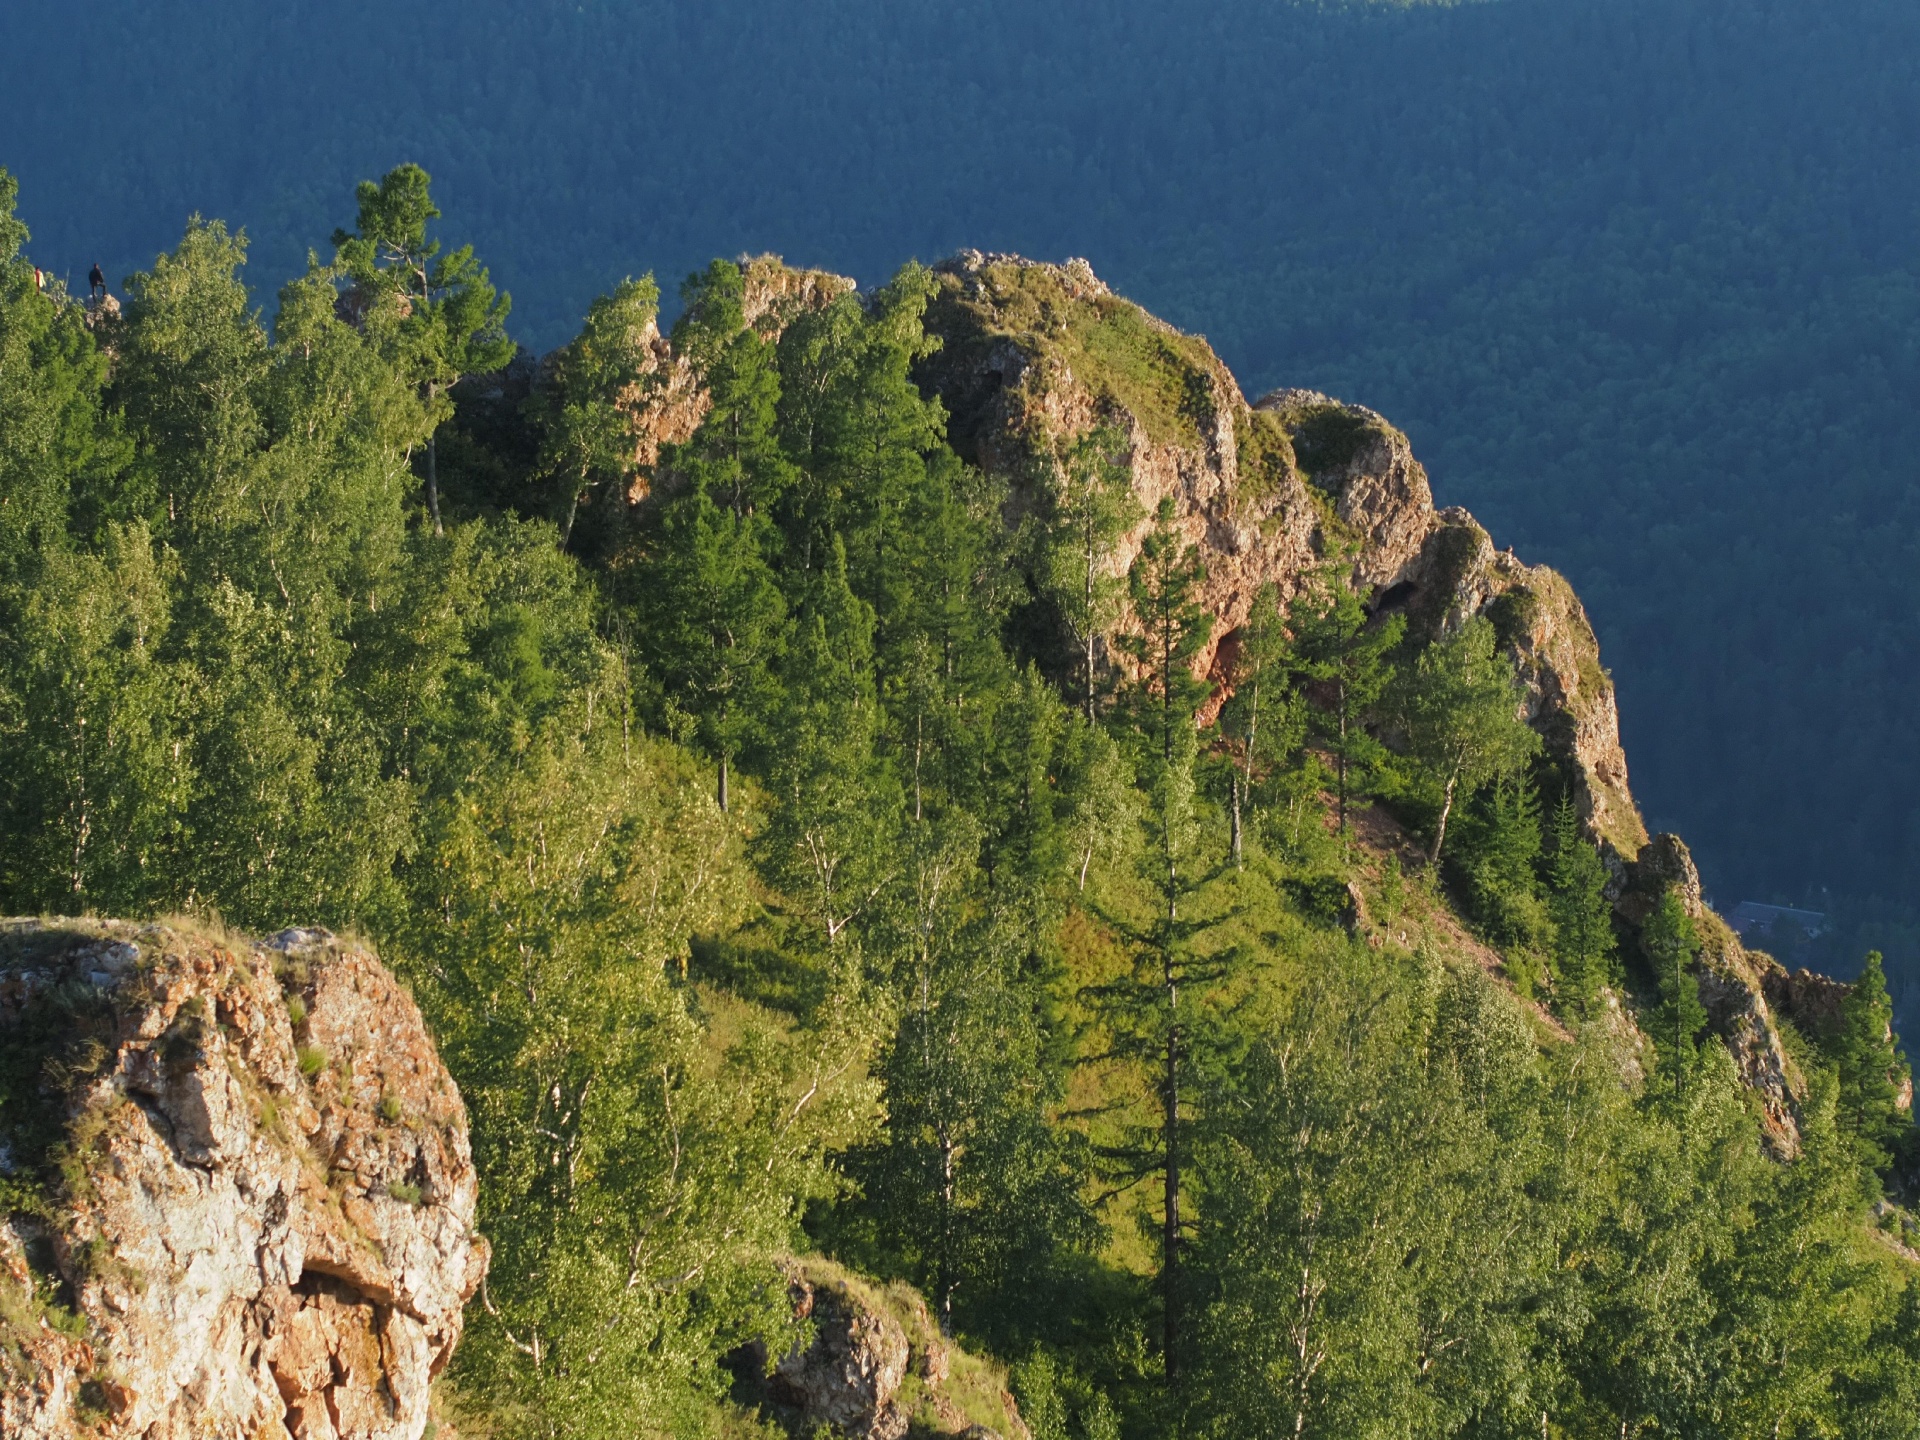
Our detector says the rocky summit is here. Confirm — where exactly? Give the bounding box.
[0,922,485,1440]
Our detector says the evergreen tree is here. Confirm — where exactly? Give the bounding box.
[639,486,787,811]
[1393,616,1537,864]
[527,275,659,550]
[331,163,512,533]
[1287,572,1402,835]
[1544,793,1616,1016]
[814,265,947,652]
[672,259,795,521]
[1096,496,1223,1385]
[756,541,901,950]
[1835,950,1912,1171]
[1643,888,1709,1096]
[1450,772,1549,954]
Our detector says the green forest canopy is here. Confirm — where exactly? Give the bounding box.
[5,0,1915,981]
[5,162,1920,1439]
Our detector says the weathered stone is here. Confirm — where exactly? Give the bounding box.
[915,252,1646,859]
[0,920,485,1440]
[771,1264,911,1440]
[1762,965,1850,1043]
[617,255,854,503]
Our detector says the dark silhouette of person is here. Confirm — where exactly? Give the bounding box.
[88,263,105,299]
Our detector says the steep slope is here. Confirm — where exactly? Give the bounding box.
[0,921,484,1440]
[584,247,1842,1149]
[918,251,1642,858]
[911,251,1809,1144]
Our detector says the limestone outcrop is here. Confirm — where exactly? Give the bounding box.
[617,254,856,503]
[0,920,485,1440]
[736,1260,1026,1440]
[916,252,1644,858]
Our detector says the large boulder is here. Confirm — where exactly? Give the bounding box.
[0,920,485,1440]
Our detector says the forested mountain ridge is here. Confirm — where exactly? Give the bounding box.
[7,165,1920,1438]
[595,243,1802,1152]
[7,0,1919,949]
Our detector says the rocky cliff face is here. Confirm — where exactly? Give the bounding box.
[916,251,1644,859]
[0,921,484,1440]
[616,254,856,503]
[735,1259,1027,1440]
[910,251,1824,1139]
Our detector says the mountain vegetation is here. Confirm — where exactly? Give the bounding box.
[6,0,1919,987]
[4,161,1920,1438]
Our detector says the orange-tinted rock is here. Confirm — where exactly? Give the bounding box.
[0,921,484,1440]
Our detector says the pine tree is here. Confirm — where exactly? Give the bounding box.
[671,259,794,521]
[527,276,660,550]
[1393,616,1537,864]
[638,486,787,811]
[1643,888,1708,1096]
[1099,496,1223,1386]
[756,541,902,950]
[1835,950,1912,1170]
[1287,572,1403,835]
[818,265,946,650]
[1545,793,1616,1016]
[330,164,512,533]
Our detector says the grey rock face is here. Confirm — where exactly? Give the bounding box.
[0,921,485,1440]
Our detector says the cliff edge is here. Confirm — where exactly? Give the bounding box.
[912,251,1808,1144]
[0,921,485,1440]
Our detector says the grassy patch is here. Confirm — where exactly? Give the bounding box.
[1234,408,1299,506]
[1487,586,1541,652]
[967,261,1223,450]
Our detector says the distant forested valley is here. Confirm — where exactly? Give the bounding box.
[2,4,1916,980]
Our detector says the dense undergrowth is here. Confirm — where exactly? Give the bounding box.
[3,166,1920,1438]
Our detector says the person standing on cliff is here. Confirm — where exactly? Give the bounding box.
[88,262,105,299]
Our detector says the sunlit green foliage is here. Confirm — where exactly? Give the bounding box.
[1,165,1917,1440]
